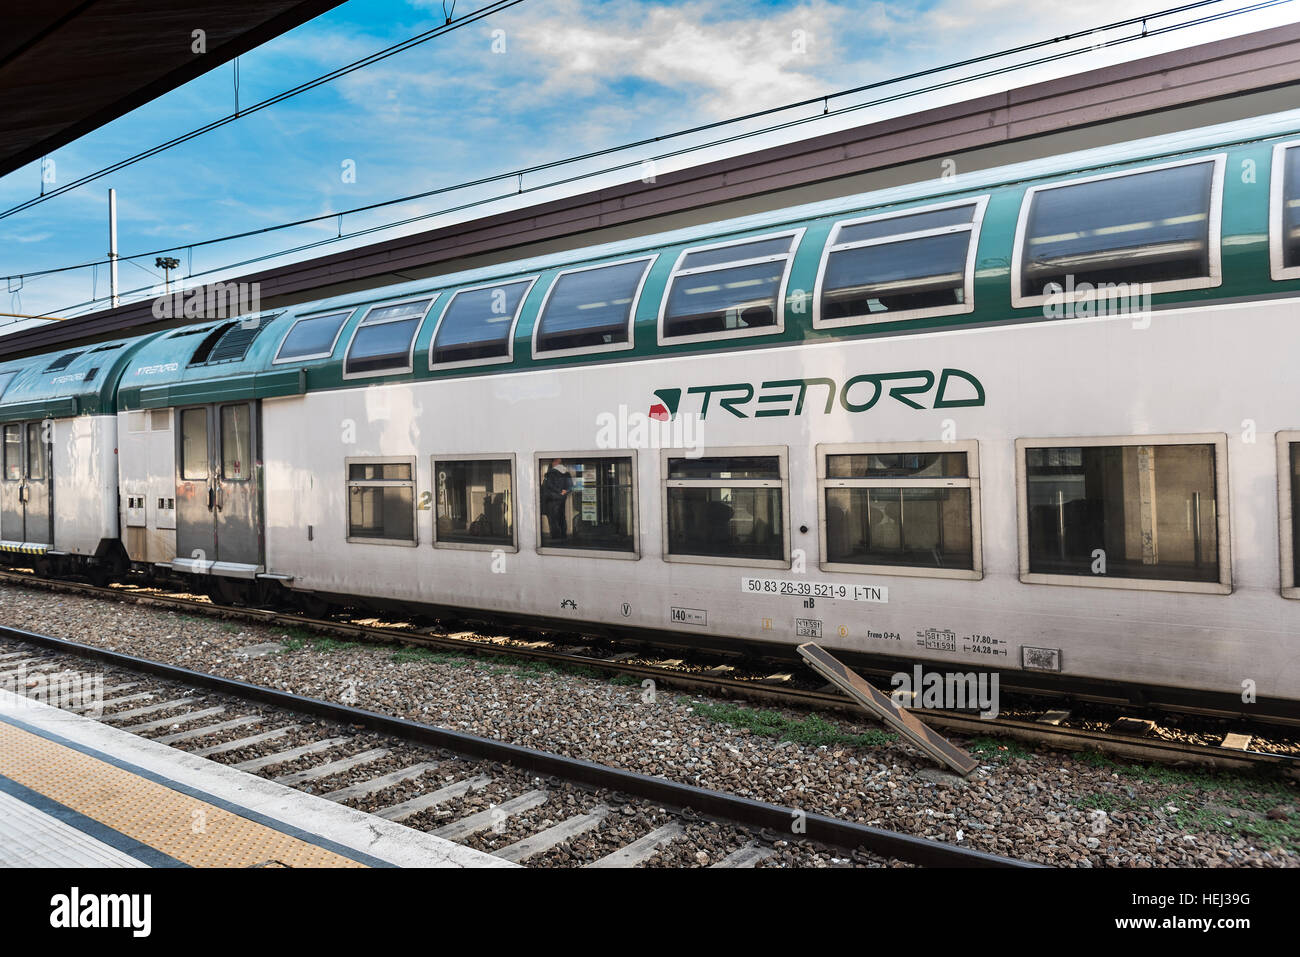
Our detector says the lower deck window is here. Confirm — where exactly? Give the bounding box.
[435,458,513,547]
[347,461,414,543]
[26,424,43,481]
[3,425,20,481]
[823,450,974,571]
[538,456,634,552]
[1025,442,1219,582]
[665,454,784,561]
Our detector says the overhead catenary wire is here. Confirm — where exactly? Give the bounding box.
[47,0,1293,318]
[2,0,1252,287]
[13,0,1294,319]
[0,0,530,224]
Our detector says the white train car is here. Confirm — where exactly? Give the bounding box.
[24,108,1300,714]
[0,339,154,580]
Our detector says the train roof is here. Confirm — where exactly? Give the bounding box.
[0,333,159,422]
[15,104,1300,417]
[115,311,307,411]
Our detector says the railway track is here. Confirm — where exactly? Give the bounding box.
[1,567,1297,775]
[0,624,1029,868]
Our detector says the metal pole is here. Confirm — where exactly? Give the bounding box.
[1057,489,1066,562]
[108,189,119,308]
[1192,491,1202,569]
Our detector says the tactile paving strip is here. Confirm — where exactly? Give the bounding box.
[0,720,365,868]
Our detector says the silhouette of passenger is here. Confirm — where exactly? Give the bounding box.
[542,458,572,542]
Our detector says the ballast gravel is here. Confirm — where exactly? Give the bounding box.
[0,583,1296,868]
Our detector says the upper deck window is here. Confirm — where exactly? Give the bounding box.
[659,232,799,343]
[534,258,652,356]
[816,200,985,328]
[1271,143,1300,280]
[430,279,534,368]
[1014,157,1223,307]
[344,298,433,377]
[276,310,352,363]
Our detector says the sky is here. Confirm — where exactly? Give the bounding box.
[1,0,1298,332]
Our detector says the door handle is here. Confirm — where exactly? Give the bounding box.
[216,484,224,512]
[207,483,215,510]
[19,484,26,504]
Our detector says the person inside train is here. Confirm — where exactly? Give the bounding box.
[542,458,572,542]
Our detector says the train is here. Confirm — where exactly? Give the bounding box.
[3,107,1300,715]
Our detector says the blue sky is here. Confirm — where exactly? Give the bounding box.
[1,0,1297,331]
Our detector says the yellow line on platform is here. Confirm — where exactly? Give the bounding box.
[0,721,365,868]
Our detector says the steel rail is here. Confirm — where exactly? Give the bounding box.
[0,623,1033,868]
[1,569,1296,772]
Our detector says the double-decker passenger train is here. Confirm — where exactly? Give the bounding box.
[3,108,1300,715]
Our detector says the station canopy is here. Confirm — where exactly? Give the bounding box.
[0,0,344,178]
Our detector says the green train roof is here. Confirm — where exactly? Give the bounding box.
[13,104,1300,417]
[0,333,160,422]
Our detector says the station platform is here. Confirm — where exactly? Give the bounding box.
[0,688,513,868]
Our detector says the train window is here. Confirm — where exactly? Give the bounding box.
[816,200,985,328]
[1013,157,1224,307]
[818,442,981,579]
[1270,143,1300,280]
[220,405,251,481]
[180,409,208,480]
[430,279,535,368]
[533,258,653,357]
[343,299,433,378]
[659,232,800,344]
[434,456,516,549]
[26,424,43,482]
[3,425,20,481]
[662,449,787,565]
[1017,436,1230,594]
[346,459,415,544]
[127,411,148,434]
[276,310,351,363]
[150,409,171,431]
[536,454,636,555]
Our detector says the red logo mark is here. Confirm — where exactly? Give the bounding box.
[649,403,669,421]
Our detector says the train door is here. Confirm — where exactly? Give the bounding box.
[176,402,262,569]
[0,421,51,545]
[1,423,23,541]
[176,406,218,563]
[23,422,51,545]
[213,402,260,567]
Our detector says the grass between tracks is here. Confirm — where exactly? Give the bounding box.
[689,700,894,749]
